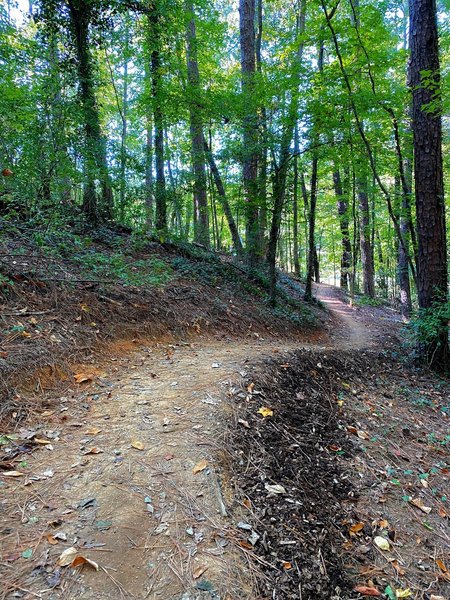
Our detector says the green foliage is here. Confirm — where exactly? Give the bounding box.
[406,301,450,352]
[354,295,385,307]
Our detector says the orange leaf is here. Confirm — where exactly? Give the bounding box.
[71,555,99,571]
[436,559,447,573]
[282,561,292,570]
[192,565,208,579]
[354,585,381,597]
[74,373,92,384]
[238,540,253,550]
[193,459,208,474]
[46,534,58,545]
[350,522,365,535]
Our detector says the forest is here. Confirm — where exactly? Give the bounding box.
[1,1,450,597]
[0,0,449,365]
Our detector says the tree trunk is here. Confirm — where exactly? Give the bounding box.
[239,0,259,265]
[149,3,167,234]
[185,0,209,248]
[203,137,243,255]
[409,0,448,367]
[357,173,375,297]
[67,0,113,223]
[304,152,318,301]
[332,164,351,289]
[292,124,301,277]
[119,26,129,222]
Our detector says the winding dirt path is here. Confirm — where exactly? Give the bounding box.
[0,286,391,600]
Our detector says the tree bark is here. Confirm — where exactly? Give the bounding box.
[239,0,259,265]
[332,164,351,289]
[149,3,167,234]
[409,0,448,367]
[185,0,209,248]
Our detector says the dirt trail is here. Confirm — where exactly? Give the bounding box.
[0,286,386,600]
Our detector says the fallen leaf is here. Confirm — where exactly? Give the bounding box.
[47,534,59,545]
[34,438,52,445]
[409,498,432,514]
[265,483,286,496]
[164,453,174,461]
[378,519,389,529]
[71,556,99,571]
[131,440,145,451]
[258,406,273,418]
[74,373,92,384]
[438,507,447,518]
[57,547,78,567]
[373,536,390,551]
[395,589,411,598]
[354,585,381,596]
[83,447,103,455]
[193,459,208,474]
[436,558,447,573]
[247,383,255,393]
[282,561,292,570]
[238,540,253,549]
[238,418,251,429]
[85,428,102,435]
[192,565,208,579]
[390,559,405,576]
[21,548,33,559]
[2,471,23,477]
[350,522,365,535]
[243,498,252,509]
[430,595,446,600]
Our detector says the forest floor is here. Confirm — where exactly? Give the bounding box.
[1,235,450,600]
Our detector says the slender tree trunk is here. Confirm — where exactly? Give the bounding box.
[67,0,113,223]
[149,4,167,234]
[304,152,318,301]
[119,26,129,221]
[357,171,376,297]
[292,124,300,277]
[203,137,243,255]
[332,164,351,289]
[185,0,209,248]
[239,0,259,265]
[409,0,448,367]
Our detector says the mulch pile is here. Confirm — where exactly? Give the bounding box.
[226,349,374,599]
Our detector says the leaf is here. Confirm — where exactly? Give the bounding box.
[74,373,92,384]
[390,559,405,576]
[131,440,145,451]
[243,498,252,509]
[193,459,208,474]
[350,522,365,535]
[384,586,396,600]
[282,561,292,570]
[265,483,287,496]
[83,447,103,455]
[436,558,447,573]
[409,498,432,514]
[258,406,273,418]
[71,556,99,571]
[247,383,255,393]
[34,437,52,445]
[192,565,208,579]
[238,540,253,549]
[57,547,78,567]
[164,453,174,461]
[354,585,381,596]
[47,534,59,545]
[395,589,412,598]
[238,418,251,429]
[373,536,390,551]
[2,471,23,477]
[85,428,102,435]
[21,548,33,559]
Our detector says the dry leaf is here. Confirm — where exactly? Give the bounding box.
[350,522,365,535]
[373,536,390,551]
[409,498,432,514]
[164,453,174,461]
[193,459,208,474]
[282,561,292,570]
[395,590,411,598]
[238,418,251,429]
[243,498,252,509]
[74,373,93,384]
[131,440,145,451]
[265,483,286,496]
[258,406,273,418]
[71,555,99,570]
[34,438,52,445]
[436,559,447,573]
[438,507,447,518]
[83,447,103,455]
[247,383,255,393]
[47,534,58,545]
[390,559,405,576]
[430,595,446,600]
[57,547,78,567]
[192,565,208,579]
[354,585,381,596]
[378,519,389,529]
[85,428,102,435]
[2,471,23,477]
[238,540,253,549]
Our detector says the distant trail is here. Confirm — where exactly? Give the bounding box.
[0,283,391,600]
[314,282,373,350]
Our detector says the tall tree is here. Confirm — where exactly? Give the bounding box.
[67,0,113,222]
[185,0,209,248]
[409,0,448,366]
[239,0,259,265]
